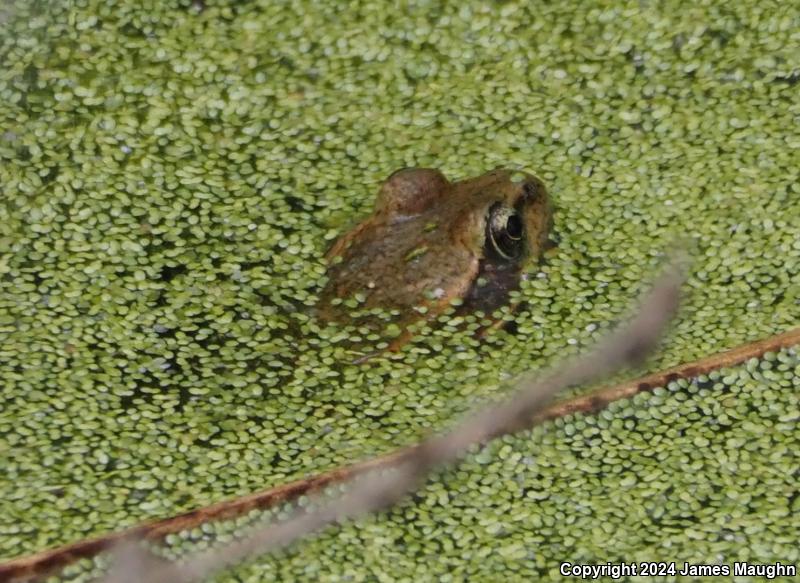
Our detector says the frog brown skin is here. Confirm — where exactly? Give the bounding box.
[317,168,553,353]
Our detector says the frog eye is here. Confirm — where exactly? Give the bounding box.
[487,203,524,261]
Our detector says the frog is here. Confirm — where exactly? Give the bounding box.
[317,167,553,353]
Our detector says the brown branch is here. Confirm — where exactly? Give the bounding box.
[95,258,685,583]
[4,269,799,582]
[533,325,800,422]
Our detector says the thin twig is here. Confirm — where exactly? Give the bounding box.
[95,258,685,583]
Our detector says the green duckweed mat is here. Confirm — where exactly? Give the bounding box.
[1,0,798,578]
[62,349,800,582]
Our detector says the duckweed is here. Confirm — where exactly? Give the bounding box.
[1,0,799,578]
[61,347,800,582]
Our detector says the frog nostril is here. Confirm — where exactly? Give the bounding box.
[523,180,542,199]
